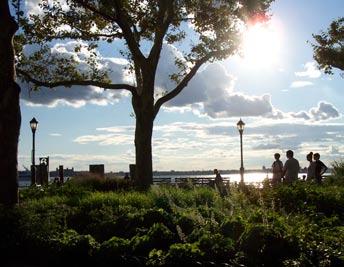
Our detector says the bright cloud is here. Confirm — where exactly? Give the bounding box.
[20,41,132,108]
[290,81,314,88]
[49,133,62,137]
[295,61,321,78]
[21,41,341,125]
[69,120,344,170]
[309,101,341,121]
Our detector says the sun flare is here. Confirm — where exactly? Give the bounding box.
[241,22,281,68]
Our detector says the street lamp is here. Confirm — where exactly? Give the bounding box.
[30,117,38,185]
[237,118,245,184]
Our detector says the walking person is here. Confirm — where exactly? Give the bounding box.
[271,153,283,186]
[306,152,316,181]
[282,150,300,184]
[313,153,328,184]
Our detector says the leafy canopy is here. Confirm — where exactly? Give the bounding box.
[312,17,344,75]
[16,0,273,98]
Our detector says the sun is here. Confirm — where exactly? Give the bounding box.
[241,22,281,68]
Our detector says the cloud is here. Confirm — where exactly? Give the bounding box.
[64,120,344,170]
[49,133,62,137]
[287,102,340,121]
[19,42,341,124]
[290,81,314,88]
[156,55,278,118]
[204,93,274,118]
[20,41,132,108]
[309,101,340,121]
[328,145,340,155]
[73,126,134,145]
[295,61,321,78]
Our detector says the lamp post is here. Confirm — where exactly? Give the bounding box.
[237,118,245,184]
[30,117,38,185]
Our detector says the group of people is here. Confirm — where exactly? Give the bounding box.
[272,150,328,185]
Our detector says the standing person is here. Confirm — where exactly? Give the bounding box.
[306,152,316,181]
[282,150,300,184]
[214,169,223,186]
[313,153,328,184]
[214,169,227,197]
[271,153,283,186]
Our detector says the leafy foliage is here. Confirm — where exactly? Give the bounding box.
[2,175,344,266]
[312,17,344,75]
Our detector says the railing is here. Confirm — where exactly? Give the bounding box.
[153,177,231,186]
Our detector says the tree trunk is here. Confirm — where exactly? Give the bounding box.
[132,78,155,188]
[0,1,21,205]
[134,111,154,188]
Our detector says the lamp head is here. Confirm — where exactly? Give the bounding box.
[30,117,38,133]
[237,118,245,133]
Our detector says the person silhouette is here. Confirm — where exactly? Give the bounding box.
[214,169,223,185]
[306,152,316,181]
[271,153,283,186]
[313,153,327,184]
[282,150,300,184]
[214,169,227,197]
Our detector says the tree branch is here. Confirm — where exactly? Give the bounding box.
[72,0,117,22]
[112,1,146,63]
[17,69,137,95]
[148,0,174,67]
[153,46,236,118]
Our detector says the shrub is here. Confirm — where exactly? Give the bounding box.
[220,216,246,241]
[131,223,175,255]
[96,236,131,265]
[165,243,204,266]
[240,224,299,266]
[69,173,133,191]
[146,249,167,266]
[197,232,235,262]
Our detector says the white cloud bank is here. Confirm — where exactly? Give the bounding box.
[290,102,340,121]
[20,42,341,122]
[20,41,131,108]
[295,61,321,79]
[290,81,314,88]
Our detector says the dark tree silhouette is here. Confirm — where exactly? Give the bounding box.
[17,0,272,188]
[0,1,21,205]
[312,17,344,75]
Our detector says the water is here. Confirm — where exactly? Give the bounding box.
[154,172,271,184]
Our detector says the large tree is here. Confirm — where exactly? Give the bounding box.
[17,0,272,188]
[312,17,344,75]
[0,1,21,204]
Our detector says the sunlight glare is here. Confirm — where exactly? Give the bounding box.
[241,22,281,68]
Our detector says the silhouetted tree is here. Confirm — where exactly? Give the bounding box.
[16,0,273,188]
[0,1,21,205]
[312,17,344,75]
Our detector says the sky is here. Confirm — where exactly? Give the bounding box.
[18,0,344,172]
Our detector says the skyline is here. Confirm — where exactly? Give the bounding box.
[18,0,344,172]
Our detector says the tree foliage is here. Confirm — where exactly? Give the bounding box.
[15,0,273,186]
[312,17,344,75]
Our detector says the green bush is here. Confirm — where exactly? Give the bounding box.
[165,243,204,266]
[131,223,175,255]
[197,232,234,262]
[96,236,131,266]
[240,224,299,266]
[220,216,246,241]
[69,173,133,191]
[3,183,344,266]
